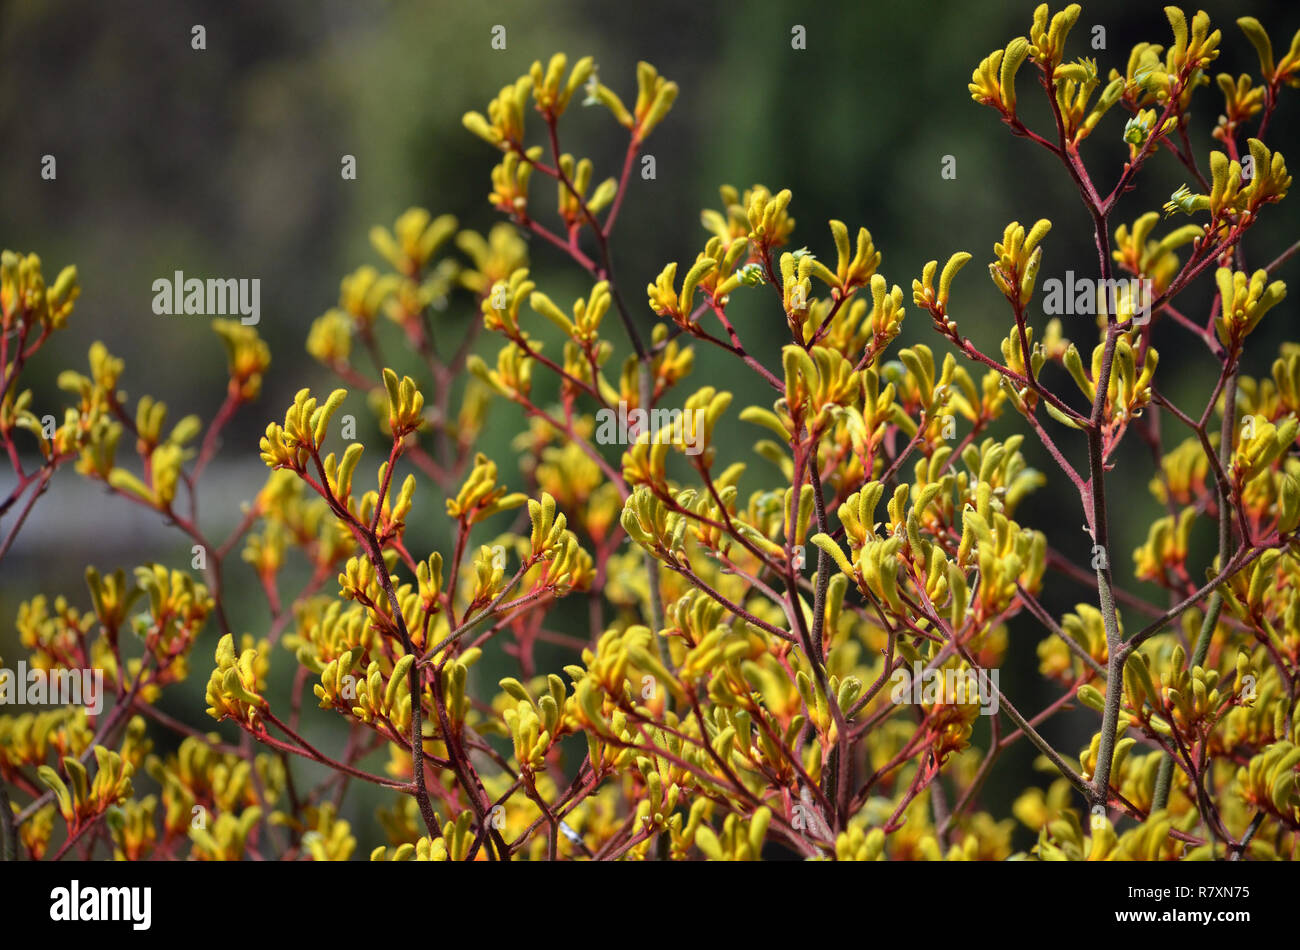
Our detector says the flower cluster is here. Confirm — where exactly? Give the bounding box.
[3,4,1300,863]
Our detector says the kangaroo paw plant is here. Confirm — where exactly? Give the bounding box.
[3,4,1300,862]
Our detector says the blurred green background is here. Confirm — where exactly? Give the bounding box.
[2,0,1298,854]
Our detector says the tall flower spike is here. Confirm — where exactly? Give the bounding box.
[989,220,1051,307]
[446,453,526,524]
[970,42,1031,116]
[1215,268,1287,348]
[1242,138,1291,210]
[914,252,973,338]
[462,75,533,149]
[530,54,595,118]
[1238,16,1300,88]
[1165,7,1221,79]
[1028,3,1082,72]
[369,208,458,277]
[827,220,881,293]
[632,61,678,141]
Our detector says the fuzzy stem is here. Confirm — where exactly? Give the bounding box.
[1151,369,1237,811]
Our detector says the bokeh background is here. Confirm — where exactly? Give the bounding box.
[2,0,1298,855]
